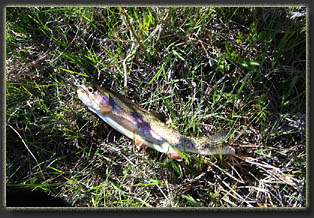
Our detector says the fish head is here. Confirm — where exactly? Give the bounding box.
[77,84,110,114]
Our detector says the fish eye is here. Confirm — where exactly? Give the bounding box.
[87,87,94,93]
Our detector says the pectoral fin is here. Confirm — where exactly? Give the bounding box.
[167,153,182,159]
[135,138,144,147]
[133,133,144,147]
[133,133,149,153]
[100,105,112,115]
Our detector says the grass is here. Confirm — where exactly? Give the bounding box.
[5,7,306,207]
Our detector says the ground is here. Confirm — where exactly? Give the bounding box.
[5,7,306,207]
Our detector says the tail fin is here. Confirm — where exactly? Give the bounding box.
[209,131,229,145]
[205,131,235,155]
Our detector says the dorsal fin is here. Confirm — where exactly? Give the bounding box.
[149,110,167,123]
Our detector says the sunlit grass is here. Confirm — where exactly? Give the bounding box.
[6,7,306,207]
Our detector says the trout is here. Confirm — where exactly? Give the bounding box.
[77,84,235,159]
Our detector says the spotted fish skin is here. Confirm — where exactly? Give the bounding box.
[77,84,235,159]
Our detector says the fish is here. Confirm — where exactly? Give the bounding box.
[77,83,235,159]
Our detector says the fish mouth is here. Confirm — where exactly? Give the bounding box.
[77,84,87,90]
[77,85,90,104]
[77,84,102,113]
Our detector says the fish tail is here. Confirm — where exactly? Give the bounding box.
[192,132,235,155]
